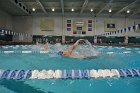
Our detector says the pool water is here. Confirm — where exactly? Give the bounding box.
[0,45,140,93]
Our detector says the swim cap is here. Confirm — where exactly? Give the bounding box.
[57,51,63,56]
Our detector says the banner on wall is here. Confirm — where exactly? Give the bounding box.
[104,20,117,32]
[40,18,54,31]
[65,19,93,35]
[73,19,87,35]
[66,19,72,31]
[88,20,93,31]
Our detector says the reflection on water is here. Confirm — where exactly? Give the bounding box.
[0,80,53,93]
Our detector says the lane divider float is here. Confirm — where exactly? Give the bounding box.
[0,69,139,80]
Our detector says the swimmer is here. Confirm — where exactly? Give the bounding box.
[44,39,49,51]
[36,39,39,46]
[58,39,86,58]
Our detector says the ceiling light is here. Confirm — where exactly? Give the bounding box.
[52,8,55,11]
[109,9,112,13]
[127,10,130,13]
[90,9,93,12]
[32,8,35,12]
[71,8,74,11]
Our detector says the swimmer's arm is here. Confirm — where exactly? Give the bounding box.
[68,39,85,54]
[73,39,85,47]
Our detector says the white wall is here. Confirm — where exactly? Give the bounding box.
[96,17,140,36]
[12,16,63,42]
[11,15,140,42]
[0,10,12,30]
[32,16,63,36]
[32,16,140,36]
[0,9,139,38]
[0,9,139,42]
[125,18,140,36]
[96,17,126,35]
[64,17,94,36]
[12,16,33,42]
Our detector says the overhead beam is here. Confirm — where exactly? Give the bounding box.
[9,0,30,15]
[36,0,47,15]
[133,10,140,15]
[96,0,113,16]
[80,0,88,14]
[112,0,138,16]
[130,10,140,17]
[60,0,64,15]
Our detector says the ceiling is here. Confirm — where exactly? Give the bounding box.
[0,0,140,17]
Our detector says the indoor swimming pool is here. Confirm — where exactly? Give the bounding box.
[0,44,140,93]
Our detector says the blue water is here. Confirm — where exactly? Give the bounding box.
[0,45,140,93]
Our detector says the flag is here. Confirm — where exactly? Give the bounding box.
[16,33,18,36]
[5,30,7,34]
[128,27,131,31]
[122,28,126,33]
[133,26,135,30]
[117,30,119,33]
[121,29,123,33]
[135,24,138,30]
[124,28,126,32]
[14,32,16,36]
[8,31,10,35]
[2,29,4,33]
[138,24,140,29]
[26,34,28,37]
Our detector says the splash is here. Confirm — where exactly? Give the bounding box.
[85,39,98,57]
[75,39,98,58]
[47,40,99,58]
